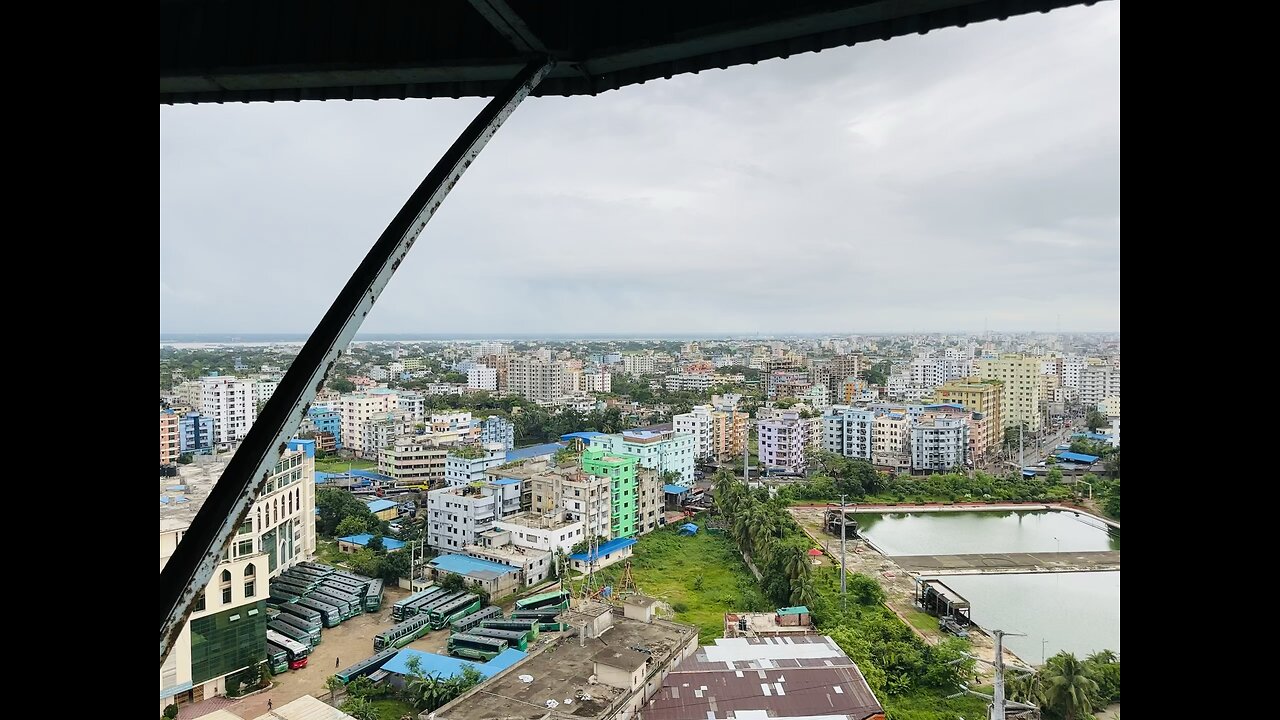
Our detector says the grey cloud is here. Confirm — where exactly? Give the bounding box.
[160,3,1119,335]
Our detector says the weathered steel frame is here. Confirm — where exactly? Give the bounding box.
[159,57,555,666]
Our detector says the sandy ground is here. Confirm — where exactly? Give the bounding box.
[790,507,1027,682]
[222,586,448,719]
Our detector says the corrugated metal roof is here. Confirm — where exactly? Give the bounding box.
[430,552,519,576]
[506,442,567,461]
[247,694,357,720]
[381,647,526,678]
[338,533,407,550]
[365,499,398,513]
[569,537,637,562]
[1056,451,1100,463]
[777,606,811,615]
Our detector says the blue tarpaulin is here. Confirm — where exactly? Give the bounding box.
[678,523,699,535]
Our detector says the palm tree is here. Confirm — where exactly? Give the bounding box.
[1087,650,1118,665]
[781,543,812,583]
[1042,653,1099,720]
[789,575,816,607]
[1006,671,1046,708]
[325,675,344,703]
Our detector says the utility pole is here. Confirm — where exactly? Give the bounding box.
[947,628,1037,720]
[839,494,847,608]
[1018,423,1024,468]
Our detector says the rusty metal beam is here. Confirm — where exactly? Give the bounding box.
[159,57,555,667]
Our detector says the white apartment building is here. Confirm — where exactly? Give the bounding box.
[339,391,399,457]
[478,415,515,450]
[824,406,876,460]
[363,411,415,457]
[507,356,566,406]
[160,441,316,714]
[886,373,911,398]
[251,379,279,408]
[428,485,496,551]
[397,391,426,421]
[623,353,657,376]
[591,429,697,487]
[199,375,257,443]
[910,414,970,472]
[582,369,612,393]
[663,373,743,392]
[467,364,498,391]
[1061,356,1087,389]
[176,380,203,410]
[1080,366,1121,408]
[445,444,508,486]
[673,405,714,460]
[494,511,584,555]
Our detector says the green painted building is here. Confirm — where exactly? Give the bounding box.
[581,447,640,539]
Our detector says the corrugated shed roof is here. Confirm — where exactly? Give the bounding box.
[570,537,637,562]
[1056,451,1100,463]
[430,553,519,576]
[247,694,357,720]
[381,647,526,679]
[365,499,398,513]
[506,442,567,461]
[338,533,406,550]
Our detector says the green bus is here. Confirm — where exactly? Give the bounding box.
[392,586,444,621]
[321,578,365,597]
[279,602,323,628]
[447,633,507,661]
[373,614,433,652]
[467,626,531,652]
[364,579,384,612]
[273,612,322,645]
[335,646,399,684]
[428,595,483,630]
[309,589,359,620]
[514,590,570,611]
[511,609,568,632]
[266,646,289,675]
[414,591,467,619]
[271,579,314,596]
[297,561,336,573]
[268,620,315,649]
[450,606,502,634]
[480,618,540,640]
[294,597,342,627]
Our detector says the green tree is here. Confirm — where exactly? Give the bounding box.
[325,675,344,702]
[335,515,368,537]
[1043,652,1099,720]
[378,549,411,582]
[847,574,886,606]
[177,453,194,465]
[330,377,356,393]
[316,488,378,537]
[789,575,816,608]
[339,696,379,720]
[441,371,467,383]
[1047,468,1063,483]
[163,704,179,719]
[1085,409,1108,432]
[367,534,385,552]
[439,573,465,592]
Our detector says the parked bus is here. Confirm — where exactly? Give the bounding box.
[298,561,336,573]
[266,630,310,669]
[309,590,359,619]
[446,633,507,661]
[515,590,571,611]
[265,645,289,675]
[273,612,322,645]
[270,580,313,597]
[480,618,540,640]
[450,606,502,635]
[279,602,323,628]
[294,597,342,627]
[332,571,373,586]
[364,579,384,612]
[511,609,568,631]
[289,566,330,580]
[335,647,399,684]
[467,626,531,652]
[392,586,441,621]
[403,589,459,620]
[373,614,433,652]
[268,620,316,649]
[321,578,366,596]
[428,595,483,629]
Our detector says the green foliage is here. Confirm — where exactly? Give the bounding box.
[317,488,379,537]
[177,453,194,465]
[860,360,892,386]
[347,548,382,578]
[340,696,381,720]
[336,515,369,538]
[331,377,356,393]
[439,573,465,592]
[779,458,1077,505]
[402,656,486,712]
[1085,409,1108,432]
[367,534,385,552]
[379,549,411,582]
[325,675,345,702]
[1047,468,1063,483]
[346,675,384,700]
[440,371,468,383]
[848,574,886,606]
[163,704,179,720]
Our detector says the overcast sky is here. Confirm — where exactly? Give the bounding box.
[160,3,1119,336]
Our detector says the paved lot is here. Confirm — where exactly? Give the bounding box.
[891,550,1120,573]
[221,586,448,719]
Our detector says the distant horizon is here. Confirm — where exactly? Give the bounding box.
[161,330,1120,342]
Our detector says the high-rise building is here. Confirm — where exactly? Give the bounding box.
[199,375,257,443]
[758,411,818,475]
[933,377,1003,446]
[467,365,498,391]
[977,354,1044,432]
[178,411,217,455]
[582,448,641,539]
[591,429,696,487]
[823,406,876,460]
[507,356,566,406]
[161,409,179,464]
[478,415,515,450]
[338,391,400,457]
[910,413,970,472]
[159,440,316,713]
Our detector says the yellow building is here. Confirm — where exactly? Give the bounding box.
[933,376,1004,450]
[977,355,1044,432]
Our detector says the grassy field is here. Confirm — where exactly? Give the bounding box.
[315,457,378,473]
[370,697,416,720]
[903,609,940,634]
[315,539,350,566]
[571,524,769,643]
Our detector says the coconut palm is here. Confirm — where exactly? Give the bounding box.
[1006,670,1046,708]
[1087,649,1118,665]
[1042,652,1098,720]
[789,575,817,607]
[781,542,813,583]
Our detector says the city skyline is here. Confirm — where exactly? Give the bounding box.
[161,4,1119,335]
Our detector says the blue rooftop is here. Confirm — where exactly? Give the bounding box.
[570,537,637,562]
[663,484,689,495]
[492,477,520,486]
[1073,431,1112,441]
[506,442,567,462]
[430,553,518,577]
[1056,451,1100,463]
[366,499,398,513]
[315,471,334,484]
[1022,469,1038,477]
[381,647,526,679]
[924,403,966,410]
[561,431,605,443]
[351,469,396,482]
[338,533,406,550]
